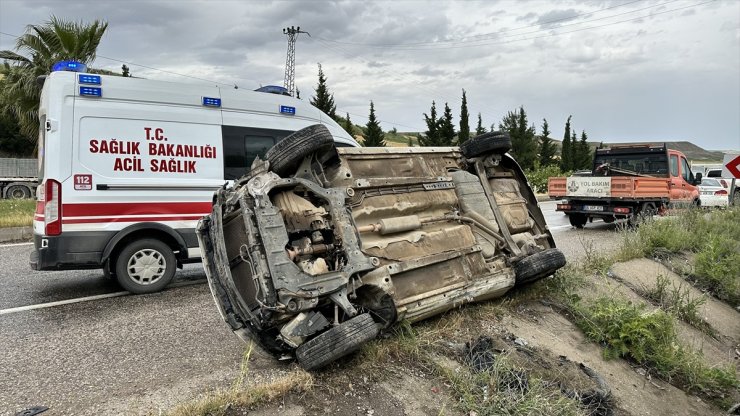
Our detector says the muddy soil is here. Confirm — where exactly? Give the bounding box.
[209,258,739,416]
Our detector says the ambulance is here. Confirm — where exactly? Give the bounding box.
[30,61,358,293]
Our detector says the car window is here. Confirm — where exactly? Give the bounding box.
[669,155,679,177]
[680,157,692,182]
[701,178,720,187]
[706,169,722,177]
[222,126,291,180]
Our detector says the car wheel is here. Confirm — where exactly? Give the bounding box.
[6,185,31,199]
[115,239,176,294]
[514,248,566,286]
[569,213,587,228]
[629,203,657,227]
[265,124,335,176]
[460,131,511,158]
[296,313,378,370]
[733,190,740,206]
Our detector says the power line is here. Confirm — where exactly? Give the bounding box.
[319,0,696,51]
[316,0,646,48]
[0,30,238,87]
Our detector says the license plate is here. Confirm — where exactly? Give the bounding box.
[584,205,604,211]
[701,191,713,195]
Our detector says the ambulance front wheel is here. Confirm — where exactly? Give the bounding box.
[115,239,176,294]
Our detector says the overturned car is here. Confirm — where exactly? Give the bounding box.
[197,125,565,370]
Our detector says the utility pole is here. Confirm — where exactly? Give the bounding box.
[282,26,309,97]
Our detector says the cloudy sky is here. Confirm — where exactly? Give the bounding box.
[1,0,738,150]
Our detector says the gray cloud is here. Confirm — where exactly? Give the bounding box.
[0,0,737,149]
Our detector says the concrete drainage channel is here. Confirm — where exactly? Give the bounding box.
[0,226,33,244]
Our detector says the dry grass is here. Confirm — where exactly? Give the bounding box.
[166,344,313,416]
[0,199,35,228]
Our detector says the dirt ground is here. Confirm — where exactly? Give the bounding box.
[188,257,739,416]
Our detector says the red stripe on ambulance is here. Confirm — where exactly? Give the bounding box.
[62,202,212,217]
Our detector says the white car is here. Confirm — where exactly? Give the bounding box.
[698,178,729,207]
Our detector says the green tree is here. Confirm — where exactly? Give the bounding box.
[439,102,455,146]
[343,112,354,136]
[419,101,442,146]
[560,115,572,171]
[576,130,592,170]
[500,106,537,170]
[475,112,486,136]
[0,16,108,142]
[121,64,130,77]
[0,111,34,156]
[362,101,385,147]
[538,118,557,167]
[309,63,336,120]
[571,130,578,170]
[458,89,470,144]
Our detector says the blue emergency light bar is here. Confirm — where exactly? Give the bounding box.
[280,105,296,115]
[79,86,102,97]
[52,60,88,73]
[78,74,101,85]
[202,97,221,107]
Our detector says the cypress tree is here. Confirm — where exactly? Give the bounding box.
[499,106,537,170]
[570,130,578,170]
[310,64,337,120]
[577,130,592,170]
[439,102,456,146]
[539,118,556,167]
[363,101,386,147]
[475,112,486,136]
[560,115,572,171]
[420,101,441,146]
[343,112,354,136]
[458,89,470,144]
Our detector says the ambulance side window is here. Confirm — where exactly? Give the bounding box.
[222,126,291,180]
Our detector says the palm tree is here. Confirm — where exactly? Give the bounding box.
[0,16,108,142]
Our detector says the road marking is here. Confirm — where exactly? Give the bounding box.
[0,291,129,315]
[0,279,206,315]
[549,225,572,232]
[0,242,33,247]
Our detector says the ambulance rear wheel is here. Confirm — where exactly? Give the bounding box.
[115,239,176,294]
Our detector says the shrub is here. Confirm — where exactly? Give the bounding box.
[524,165,569,194]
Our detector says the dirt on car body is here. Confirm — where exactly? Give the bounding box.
[197,125,565,370]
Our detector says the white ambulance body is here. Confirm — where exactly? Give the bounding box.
[31,66,357,293]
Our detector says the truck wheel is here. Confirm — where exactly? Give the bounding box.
[569,213,587,228]
[296,313,378,371]
[6,185,31,199]
[115,239,176,294]
[265,124,334,176]
[515,248,566,286]
[460,131,511,158]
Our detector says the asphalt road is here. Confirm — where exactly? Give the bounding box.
[0,200,624,415]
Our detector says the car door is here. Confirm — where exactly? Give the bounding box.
[668,153,683,201]
[679,156,698,202]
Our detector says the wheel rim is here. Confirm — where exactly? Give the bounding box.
[126,249,166,285]
[9,188,25,199]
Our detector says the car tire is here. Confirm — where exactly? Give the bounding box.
[265,124,335,176]
[569,213,587,228]
[6,185,31,199]
[515,248,566,286]
[460,131,511,158]
[296,313,379,371]
[115,239,176,294]
[732,190,740,206]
